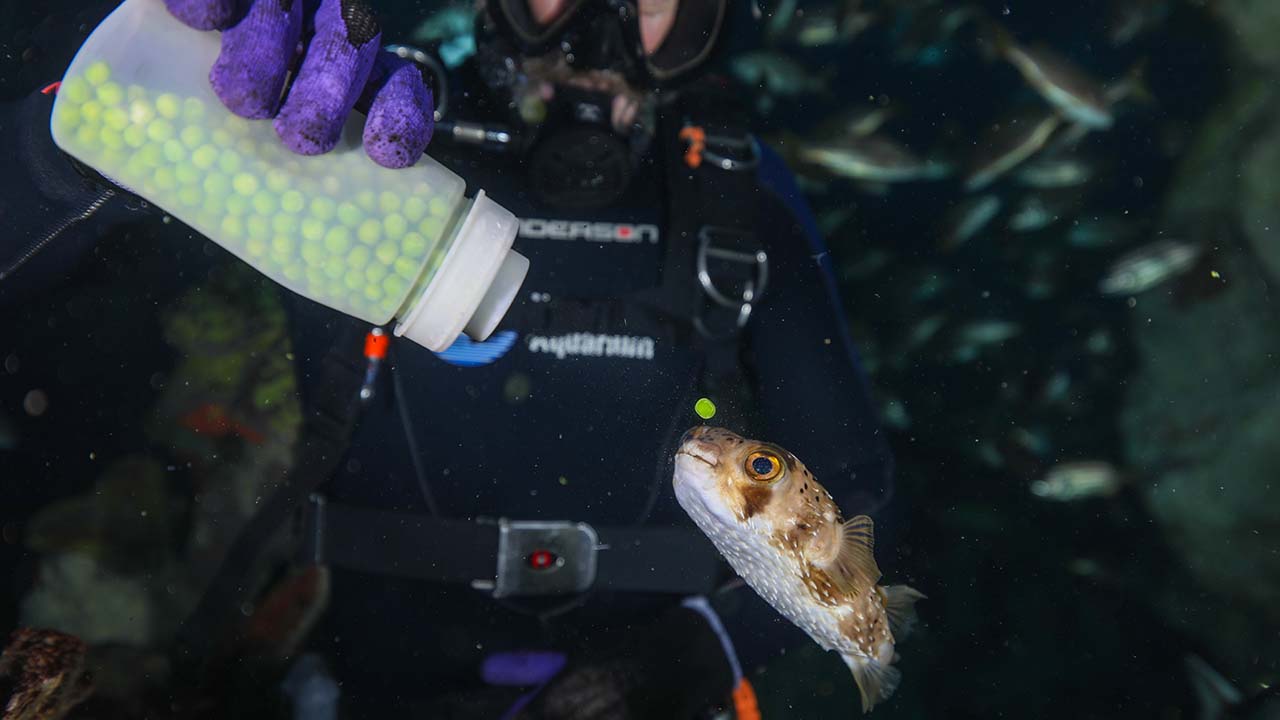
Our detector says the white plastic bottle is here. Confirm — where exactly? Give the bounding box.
[50,0,528,351]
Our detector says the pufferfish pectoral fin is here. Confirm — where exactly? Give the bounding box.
[842,653,901,714]
[881,585,927,640]
[826,515,883,596]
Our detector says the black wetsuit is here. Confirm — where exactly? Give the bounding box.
[0,30,895,718]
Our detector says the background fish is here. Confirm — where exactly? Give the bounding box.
[673,426,924,713]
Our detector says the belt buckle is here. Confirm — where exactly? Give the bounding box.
[476,519,600,598]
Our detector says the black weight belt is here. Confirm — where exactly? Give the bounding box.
[299,499,725,596]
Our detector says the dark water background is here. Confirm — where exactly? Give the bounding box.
[2,1,1273,718]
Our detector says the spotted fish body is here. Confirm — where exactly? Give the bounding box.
[673,426,924,713]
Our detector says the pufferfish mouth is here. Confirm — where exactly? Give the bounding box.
[676,442,719,468]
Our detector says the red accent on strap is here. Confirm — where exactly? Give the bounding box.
[679,125,706,170]
[733,678,761,720]
[364,330,390,361]
[528,549,556,570]
[40,81,61,95]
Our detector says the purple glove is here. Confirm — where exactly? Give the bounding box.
[163,0,433,169]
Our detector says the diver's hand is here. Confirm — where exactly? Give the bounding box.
[515,605,735,720]
[163,0,433,169]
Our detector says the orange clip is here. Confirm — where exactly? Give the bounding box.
[364,328,389,361]
[679,125,706,169]
[732,677,761,720]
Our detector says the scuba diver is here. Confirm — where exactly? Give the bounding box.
[0,0,897,717]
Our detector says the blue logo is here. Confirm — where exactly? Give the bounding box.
[434,330,519,367]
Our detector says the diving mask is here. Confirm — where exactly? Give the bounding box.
[489,0,727,87]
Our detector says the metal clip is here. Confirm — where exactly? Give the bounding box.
[472,519,600,598]
[694,227,769,339]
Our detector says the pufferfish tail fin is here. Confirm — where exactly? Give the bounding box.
[842,654,901,714]
[827,515,882,596]
[880,585,927,640]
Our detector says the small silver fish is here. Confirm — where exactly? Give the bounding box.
[1014,156,1095,188]
[674,426,924,713]
[939,195,1002,250]
[994,29,1113,129]
[965,111,1063,191]
[1030,461,1122,501]
[799,133,945,183]
[1099,239,1202,295]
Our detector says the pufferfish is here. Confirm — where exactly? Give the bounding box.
[673,426,924,713]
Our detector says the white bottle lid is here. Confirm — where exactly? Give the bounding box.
[394,190,528,351]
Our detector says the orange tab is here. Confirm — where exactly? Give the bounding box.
[733,677,761,720]
[679,125,707,169]
[364,329,389,361]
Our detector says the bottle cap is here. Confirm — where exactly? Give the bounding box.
[395,190,527,351]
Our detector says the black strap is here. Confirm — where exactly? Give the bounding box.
[170,323,368,679]
[302,500,724,595]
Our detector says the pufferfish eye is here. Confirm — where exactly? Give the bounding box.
[745,450,783,482]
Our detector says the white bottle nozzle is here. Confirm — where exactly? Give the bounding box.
[394,191,528,351]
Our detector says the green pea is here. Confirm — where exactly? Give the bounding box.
[123,125,147,148]
[152,166,176,189]
[174,163,200,185]
[384,213,408,239]
[364,263,388,283]
[419,217,444,240]
[272,214,298,236]
[192,145,218,169]
[301,217,325,242]
[382,274,407,299]
[272,235,296,256]
[103,106,128,131]
[232,172,259,196]
[264,169,290,193]
[344,268,365,291]
[337,202,363,227]
[163,139,186,164]
[245,236,267,258]
[177,185,202,207]
[379,191,401,214]
[155,93,180,120]
[323,257,345,280]
[84,61,111,86]
[75,124,96,147]
[281,190,305,213]
[203,173,230,197]
[220,215,243,239]
[183,97,205,122]
[53,104,81,132]
[252,191,278,215]
[128,99,154,125]
[356,190,377,212]
[301,242,326,268]
[324,226,351,254]
[394,257,419,280]
[98,127,123,150]
[217,150,241,175]
[358,219,382,245]
[146,118,174,143]
[95,81,123,106]
[375,241,398,266]
[401,196,428,222]
[401,232,427,257]
[180,125,205,150]
[80,100,102,124]
[247,215,271,241]
[283,265,305,283]
[225,194,249,216]
[310,196,335,221]
[61,77,90,104]
[429,197,450,217]
[363,284,383,302]
[346,245,370,269]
